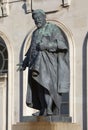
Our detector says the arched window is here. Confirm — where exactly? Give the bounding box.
[0,37,8,73]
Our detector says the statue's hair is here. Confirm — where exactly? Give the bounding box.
[32,9,46,19]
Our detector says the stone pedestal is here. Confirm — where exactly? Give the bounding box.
[12,116,81,130]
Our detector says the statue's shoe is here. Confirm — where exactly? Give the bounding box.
[32,111,40,116]
[32,109,53,116]
[46,108,53,116]
[32,109,46,116]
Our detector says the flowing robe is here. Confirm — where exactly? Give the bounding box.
[22,22,70,110]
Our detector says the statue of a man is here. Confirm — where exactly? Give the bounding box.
[18,9,70,116]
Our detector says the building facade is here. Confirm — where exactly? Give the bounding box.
[0,0,88,130]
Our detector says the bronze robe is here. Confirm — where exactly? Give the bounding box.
[23,22,70,110]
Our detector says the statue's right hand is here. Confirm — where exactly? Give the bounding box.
[16,63,25,71]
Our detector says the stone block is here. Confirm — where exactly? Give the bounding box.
[12,121,81,130]
[12,116,81,130]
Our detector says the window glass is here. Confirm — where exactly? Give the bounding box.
[0,37,8,73]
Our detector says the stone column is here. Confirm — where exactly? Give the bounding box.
[0,74,7,130]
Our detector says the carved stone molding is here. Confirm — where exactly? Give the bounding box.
[2,2,9,16]
[25,0,72,14]
[25,0,31,13]
[0,0,9,17]
[62,0,72,7]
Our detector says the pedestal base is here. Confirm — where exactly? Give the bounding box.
[12,116,81,130]
[20,115,72,122]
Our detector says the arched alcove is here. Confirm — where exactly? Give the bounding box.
[0,32,14,130]
[20,20,75,122]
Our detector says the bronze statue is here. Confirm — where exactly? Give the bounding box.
[18,9,70,116]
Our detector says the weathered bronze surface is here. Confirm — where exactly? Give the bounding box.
[19,9,70,116]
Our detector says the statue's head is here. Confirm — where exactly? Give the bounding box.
[32,9,46,28]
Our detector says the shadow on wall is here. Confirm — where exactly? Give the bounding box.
[82,32,88,130]
[19,33,29,121]
[19,30,34,122]
[22,3,27,14]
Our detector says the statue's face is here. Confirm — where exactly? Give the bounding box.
[33,13,46,28]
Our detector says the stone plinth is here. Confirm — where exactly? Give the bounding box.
[12,116,81,130]
[12,122,81,130]
[20,115,72,122]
